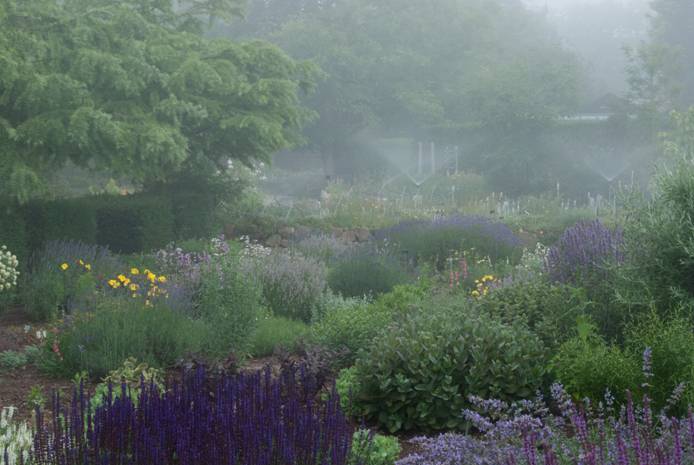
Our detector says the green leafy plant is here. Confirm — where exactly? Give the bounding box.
[349,430,400,465]
[197,255,263,357]
[27,385,46,410]
[310,285,426,368]
[335,366,361,417]
[350,297,546,432]
[91,357,165,410]
[478,279,590,350]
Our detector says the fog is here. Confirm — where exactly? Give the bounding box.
[2,0,693,216]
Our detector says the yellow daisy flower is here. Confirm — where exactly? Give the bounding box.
[157,276,167,284]
[118,274,127,282]
[85,264,92,271]
[130,268,140,275]
[60,263,69,271]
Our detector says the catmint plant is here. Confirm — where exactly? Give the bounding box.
[399,349,694,465]
[545,220,624,285]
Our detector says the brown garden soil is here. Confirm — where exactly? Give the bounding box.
[0,308,77,422]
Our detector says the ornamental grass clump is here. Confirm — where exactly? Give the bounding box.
[0,245,19,292]
[545,220,624,285]
[30,365,358,465]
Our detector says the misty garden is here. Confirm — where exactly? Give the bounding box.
[1,0,694,463]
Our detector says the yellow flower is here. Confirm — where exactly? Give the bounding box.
[118,274,127,282]
[147,272,156,283]
[129,283,139,292]
[60,263,69,271]
[78,259,84,266]
[85,264,92,271]
[123,278,131,286]
[471,290,480,297]
[130,268,140,275]
[108,279,118,288]
[157,276,167,284]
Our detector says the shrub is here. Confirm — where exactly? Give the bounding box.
[54,299,204,379]
[23,198,97,251]
[618,155,694,310]
[477,279,589,350]
[95,194,174,253]
[241,250,327,322]
[311,285,426,368]
[376,215,521,270]
[250,315,309,357]
[328,248,411,298]
[351,298,546,432]
[550,333,639,407]
[397,382,694,465]
[625,316,694,413]
[197,255,263,357]
[350,430,401,465]
[32,366,358,465]
[551,315,694,413]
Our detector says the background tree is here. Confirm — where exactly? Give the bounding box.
[627,0,694,112]
[222,0,581,191]
[0,0,317,202]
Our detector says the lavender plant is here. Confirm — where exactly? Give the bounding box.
[376,215,521,270]
[545,220,624,285]
[293,234,355,265]
[30,365,359,465]
[241,250,327,322]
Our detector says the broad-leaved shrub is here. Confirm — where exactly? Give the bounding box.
[350,298,545,432]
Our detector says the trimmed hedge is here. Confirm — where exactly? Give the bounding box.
[24,198,98,251]
[0,204,28,264]
[4,189,214,258]
[171,191,218,240]
[96,195,175,253]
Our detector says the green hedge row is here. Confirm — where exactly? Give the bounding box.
[0,192,217,259]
